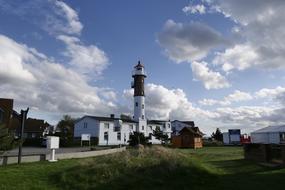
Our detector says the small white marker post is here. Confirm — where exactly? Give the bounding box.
[47,136,59,162]
[81,134,91,147]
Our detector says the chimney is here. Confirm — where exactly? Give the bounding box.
[110,114,115,118]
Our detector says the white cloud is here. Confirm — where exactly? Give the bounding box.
[199,90,252,106]
[123,83,215,120]
[191,61,230,89]
[213,44,259,72]
[0,0,83,36]
[183,4,206,14]
[157,19,226,63]
[0,34,116,121]
[208,0,285,71]
[53,0,83,35]
[225,90,252,102]
[0,35,37,84]
[255,86,285,99]
[57,35,109,75]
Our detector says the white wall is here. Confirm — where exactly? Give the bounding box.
[251,132,280,144]
[98,121,137,146]
[74,117,172,146]
[74,117,99,138]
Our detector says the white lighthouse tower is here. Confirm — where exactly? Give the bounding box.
[131,61,147,134]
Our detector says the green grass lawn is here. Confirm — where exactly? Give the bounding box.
[0,146,285,190]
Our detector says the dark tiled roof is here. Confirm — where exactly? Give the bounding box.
[147,120,168,125]
[77,115,138,123]
[179,127,204,136]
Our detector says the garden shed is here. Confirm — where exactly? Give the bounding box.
[172,127,204,149]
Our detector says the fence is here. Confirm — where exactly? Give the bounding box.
[244,143,285,164]
[0,147,126,166]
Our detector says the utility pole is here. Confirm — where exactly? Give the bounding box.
[18,108,29,164]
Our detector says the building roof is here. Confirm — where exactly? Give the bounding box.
[147,120,169,125]
[76,115,138,124]
[179,127,204,136]
[252,125,285,134]
[172,120,195,127]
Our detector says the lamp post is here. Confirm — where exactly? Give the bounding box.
[18,108,29,164]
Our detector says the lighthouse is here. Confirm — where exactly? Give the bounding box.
[131,61,147,133]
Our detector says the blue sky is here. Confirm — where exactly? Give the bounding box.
[1,0,285,134]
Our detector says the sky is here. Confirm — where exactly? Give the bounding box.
[1,0,285,135]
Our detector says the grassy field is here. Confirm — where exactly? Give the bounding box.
[0,146,285,190]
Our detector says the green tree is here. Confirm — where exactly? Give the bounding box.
[128,132,149,146]
[152,127,170,144]
[211,128,223,142]
[56,115,75,146]
[0,124,16,153]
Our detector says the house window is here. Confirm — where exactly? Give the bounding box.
[104,132,108,141]
[117,132,121,140]
[135,102,138,107]
[149,133,152,140]
[83,122,88,128]
[104,123,109,130]
[142,104,144,109]
[142,115,144,119]
[168,123,171,129]
[142,126,144,130]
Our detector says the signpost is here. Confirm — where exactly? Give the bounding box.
[47,136,59,162]
[18,108,29,164]
[81,134,91,147]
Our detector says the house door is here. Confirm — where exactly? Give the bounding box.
[182,135,191,147]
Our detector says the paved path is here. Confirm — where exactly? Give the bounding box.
[4,147,91,156]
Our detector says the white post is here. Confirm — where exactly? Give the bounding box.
[49,149,57,162]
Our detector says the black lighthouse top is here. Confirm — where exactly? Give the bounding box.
[134,61,144,68]
[132,61,146,96]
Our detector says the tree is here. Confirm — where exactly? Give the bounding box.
[211,128,223,142]
[56,115,75,146]
[128,132,149,146]
[152,127,170,144]
[0,124,16,153]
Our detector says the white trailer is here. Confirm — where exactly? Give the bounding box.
[251,125,285,144]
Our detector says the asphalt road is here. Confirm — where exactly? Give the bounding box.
[4,147,91,156]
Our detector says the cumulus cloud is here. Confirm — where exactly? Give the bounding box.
[123,83,215,120]
[57,35,109,75]
[199,90,252,106]
[52,0,83,35]
[157,19,226,63]
[208,0,285,71]
[0,0,83,35]
[0,34,116,121]
[191,61,230,89]
[183,4,206,14]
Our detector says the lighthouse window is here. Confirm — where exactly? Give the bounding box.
[142,104,144,109]
[135,102,138,107]
[142,126,144,130]
[142,115,144,119]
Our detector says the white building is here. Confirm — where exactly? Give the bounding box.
[251,125,285,144]
[74,61,172,145]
